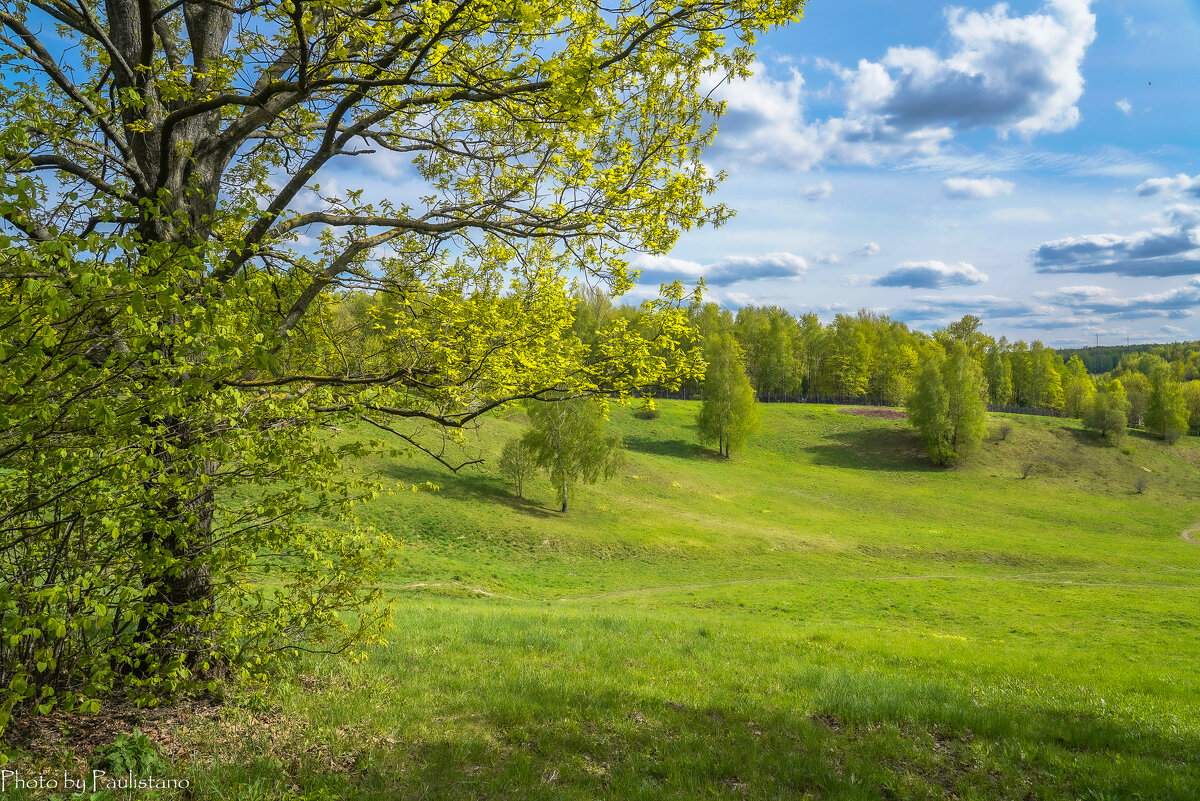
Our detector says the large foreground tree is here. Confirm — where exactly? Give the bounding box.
[0,0,803,728]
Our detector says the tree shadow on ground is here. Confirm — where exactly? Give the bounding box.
[380,462,556,518]
[265,660,1200,801]
[1065,427,1126,449]
[806,428,931,471]
[622,433,723,461]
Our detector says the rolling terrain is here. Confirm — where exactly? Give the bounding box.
[15,402,1200,800]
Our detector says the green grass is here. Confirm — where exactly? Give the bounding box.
[14,402,1200,799]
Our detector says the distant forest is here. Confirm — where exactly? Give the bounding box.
[1058,343,1200,376]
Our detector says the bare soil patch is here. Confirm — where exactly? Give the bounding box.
[840,406,906,420]
[4,697,225,767]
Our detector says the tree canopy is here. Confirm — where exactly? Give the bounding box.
[523,397,624,513]
[1084,379,1131,442]
[696,332,759,458]
[907,342,987,466]
[0,0,803,729]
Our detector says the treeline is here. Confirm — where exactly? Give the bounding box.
[327,288,1198,445]
[570,295,1199,446]
[674,304,1093,413]
[1060,343,1200,377]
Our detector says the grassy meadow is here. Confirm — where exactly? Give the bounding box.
[12,401,1200,799]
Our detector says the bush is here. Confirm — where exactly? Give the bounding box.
[633,397,660,420]
[1021,462,1035,479]
[994,422,1012,442]
[1135,475,1149,494]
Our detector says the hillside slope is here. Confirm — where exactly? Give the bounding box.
[18,402,1199,800]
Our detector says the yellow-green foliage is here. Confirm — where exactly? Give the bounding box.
[907,342,987,465]
[1,0,806,734]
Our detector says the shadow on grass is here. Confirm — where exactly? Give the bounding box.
[381,462,557,518]
[251,666,1200,801]
[807,427,930,471]
[622,434,723,461]
[1065,427,1123,449]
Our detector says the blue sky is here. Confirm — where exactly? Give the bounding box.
[629,0,1200,346]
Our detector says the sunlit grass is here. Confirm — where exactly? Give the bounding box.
[11,402,1200,799]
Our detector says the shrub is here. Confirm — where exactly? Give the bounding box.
[95,728,169,777]
[633,397,660,420]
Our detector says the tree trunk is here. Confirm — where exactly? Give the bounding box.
[132,417,215,673]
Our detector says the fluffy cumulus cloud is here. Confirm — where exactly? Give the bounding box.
[706,65,822,167]
[874,260,988,288]
[942,176,1014,199]
[847,0,1096,138]
[631,252,808,286]
[1136,173,1200,198]
[800,180,834,201]
[1115,98,1132,115]
[855,242,882,257]
[708,0,1096,169]
[1032,204,1200,277]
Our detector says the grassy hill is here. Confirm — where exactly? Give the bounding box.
[15,402,1200,800]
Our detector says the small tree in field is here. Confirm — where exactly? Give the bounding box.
[696,333,759,458]
[907,342,987,466]
[1084,380,1131,442]
[499,439,537,499]
[523,398,624,513]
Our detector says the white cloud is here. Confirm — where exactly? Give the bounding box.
[1033,228,1200,277]
[1036,284,1111,300]
[874,260,989,288]
[629,254,704,280]
[1115,98,1132,115]
[710,0,1097,170]
[1136,173,1200,198]
[855,242,882,257]
[893,294,1066,324]
[631,251,808,286]
[800,180,834,201]
[706,64,823,168]
[942,176,1015,199]
[1036,280,1200,318]
[1033,201,1200,277]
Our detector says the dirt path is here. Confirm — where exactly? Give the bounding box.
[383,570,1200,604]
[1182,523,1200,545]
